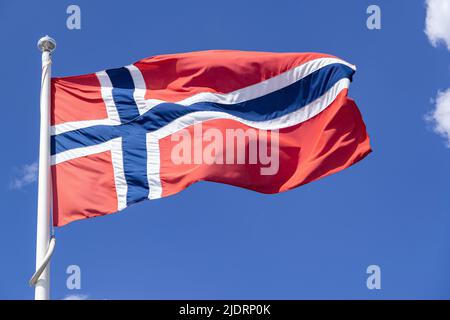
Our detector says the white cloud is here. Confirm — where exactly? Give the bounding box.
[62,294,89,300]
[426,88,450,147]
[425,0,450,50]
[9,161,38,190]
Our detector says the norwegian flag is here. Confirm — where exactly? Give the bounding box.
[51,50,371,226]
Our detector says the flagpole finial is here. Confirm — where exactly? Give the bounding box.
[37,35,56,53]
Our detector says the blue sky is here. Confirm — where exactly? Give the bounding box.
[1,0,450,299]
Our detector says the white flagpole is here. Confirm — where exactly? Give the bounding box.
[35,35,56,300]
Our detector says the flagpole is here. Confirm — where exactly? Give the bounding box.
[35,35,56,300]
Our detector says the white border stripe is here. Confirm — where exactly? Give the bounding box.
[96,71,121,123]
[152,78,350,140]
[142,57,355,112]
[51,140,112,165]
[110,137,128,210]
[51,118,114,135]
[125,64,148,115]
[146,133,162,199]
